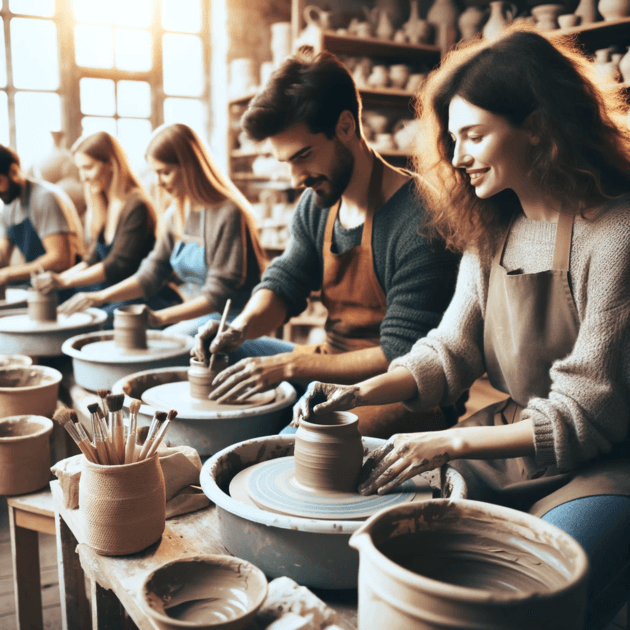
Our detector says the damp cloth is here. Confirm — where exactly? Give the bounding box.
[251,576,345,630]
[51,444,210,518]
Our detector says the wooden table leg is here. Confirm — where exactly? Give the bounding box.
[55,511,91,630]
[91,580,125,630]
[8,504,43,630]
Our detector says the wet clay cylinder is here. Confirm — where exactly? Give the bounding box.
[27,288,57,322]
[0,415,53,495]
[79,452,166,555]
[188,357,229,400]
[349,499,589,630]
[294,411,363,493]
[113,305,148,350]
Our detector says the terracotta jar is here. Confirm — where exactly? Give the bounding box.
[188,357,229,400]
[27,288,57,323]
[0,415,53,495]
[482,1,517,40]
[113,304,148,350]
[294,410,363,492]
[599,0,630,19]
[79,453,166,556]
[350,500,589,630]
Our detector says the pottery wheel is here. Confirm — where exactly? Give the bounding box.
[141,380,276,415]
[0,288,28,309]
[0,311,95,332]
[230,457,433,520]
[81,337,188,359]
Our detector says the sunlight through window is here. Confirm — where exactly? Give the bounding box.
[9,0,54,17]
[11,18,59,89]
[162,0,201,33]
[162,33,203,97]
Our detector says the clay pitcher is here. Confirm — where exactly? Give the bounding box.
[427,0,460,52]
[294,410,363,493]
[482,1,517,40]
[404,0,434,44]
[574,0,599,23]
[458,5,488,40]
[598,0,630,19]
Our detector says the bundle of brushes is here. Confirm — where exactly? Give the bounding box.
[53,392,178,466]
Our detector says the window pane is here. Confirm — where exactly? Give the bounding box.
[82,116,117,137]
[162,0,201,33]
[75,24,113,68]
[0,92,9,146]
[163,34,203,96]
[0,26,6,88]
[117,80,150,118]
[15,91,61,170]
[113,0,151,28]
[73,0,112,24]
[80,78,115,116]
[11,18,59,89]
[117,118,151,171]
[115,28,151,71]
[9,0,54,17]
[164,98,206,139]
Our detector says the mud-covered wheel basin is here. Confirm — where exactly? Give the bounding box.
[349,499,590,630]
[0,365,62,418]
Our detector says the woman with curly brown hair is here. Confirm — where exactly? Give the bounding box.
[294,27,630,629]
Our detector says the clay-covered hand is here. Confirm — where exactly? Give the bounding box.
[58,291,103,316]
[143,307,162,329]
[291,381,364,427]
[208,353,292,403]
[192,320,246,366]
[31,271,63,294]
[358,432,453,496]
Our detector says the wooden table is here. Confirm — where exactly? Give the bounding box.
[51,480,357,630]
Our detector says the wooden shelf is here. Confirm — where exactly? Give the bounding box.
[550,17,630,49]
[320,32,441,62]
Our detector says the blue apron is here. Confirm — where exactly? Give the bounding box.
[169,209,208,300]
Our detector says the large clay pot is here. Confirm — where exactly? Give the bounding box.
[458,5,488,40]
[0,365,62,418]
[294,411,363,492]
[574,0,599,23]
[350,500,589,630]
[0,415,53,495]
[482,1,517,40]
[532,4,565,30]
[598,0,630,19]
[427,0,460,51]
[80,453,166,556]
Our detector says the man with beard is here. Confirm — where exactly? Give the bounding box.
[192,47,461,437]
[0,144,83,294]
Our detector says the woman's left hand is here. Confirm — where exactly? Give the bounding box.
[31,271,63,294]
[358,431,456,496]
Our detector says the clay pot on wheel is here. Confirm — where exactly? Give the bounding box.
[27,288,57,323]
[113,304,148,350]
[188,357,229,400]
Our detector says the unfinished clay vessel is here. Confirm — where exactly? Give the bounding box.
[188,357,229,400]
[0,415,53,495]
[598,0,630,20]
[350,500,589,630]
[27,288,57,323]
[0,365,62,417]
[80,453,166,555]
[113,304,148,350]
[294,410,363,492]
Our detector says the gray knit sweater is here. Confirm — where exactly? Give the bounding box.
[391,200,630,470]
[255,181,461,361]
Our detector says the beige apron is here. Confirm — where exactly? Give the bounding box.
[293,157,446,437]
[453,212,630,517]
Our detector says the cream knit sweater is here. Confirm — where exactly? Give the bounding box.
[391,199,630,470]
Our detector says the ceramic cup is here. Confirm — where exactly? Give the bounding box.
[113,304,148,350]
[27,288,57,323]
[188,357,229,400]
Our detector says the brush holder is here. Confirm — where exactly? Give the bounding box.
[79,453,166,555]
[113,304,148,350]
[27,288,57,322]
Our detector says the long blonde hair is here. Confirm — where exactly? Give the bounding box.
[72,131,155,243]
[145,123,267,274]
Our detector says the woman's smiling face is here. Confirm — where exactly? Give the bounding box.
[448,96,536,199]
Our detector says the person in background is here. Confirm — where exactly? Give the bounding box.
[60,123,267,337]
[36,131,177,324]
[293,27,630,630]
[193,47,461,438]
[0,144,83,297]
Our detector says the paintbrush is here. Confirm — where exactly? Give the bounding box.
[106,393,126,464]
[145,409,177,459]
[124,398,141,464]
[97,389,110,426]
[53,408,99,463]
[137,411,167,461]
[208,298,231,371]
[87,402,109,465]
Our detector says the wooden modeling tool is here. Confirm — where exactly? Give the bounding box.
[53,408,99,463]
[107,393,125,464]
[208,298,231,372]
[145,409,177,459]
[88,402,109,465]
[125,398,141,464]
[138,411,167,461]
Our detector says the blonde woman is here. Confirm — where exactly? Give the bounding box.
[61,124,266,336]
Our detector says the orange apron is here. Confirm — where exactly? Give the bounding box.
[453,212,630,517]
[294,157,446,437]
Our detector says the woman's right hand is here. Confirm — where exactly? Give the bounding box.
[58,291,104,316]
[192,320,246,366]
[31,271,64,294]
[291,381,365,427]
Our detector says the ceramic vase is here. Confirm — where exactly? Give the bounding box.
[598,0,630,19]
[375,9,396,39]
[593,48,621,82]
[574,0,599,23]
[404,0,434,44]
[532,4,565,30]
[370,0,408,29]
[619,46,630,82]
[294,410,363,493]
[458,5,488,40]
[389,64,411,89]
[427,0,460,52]
[482,1,517,40]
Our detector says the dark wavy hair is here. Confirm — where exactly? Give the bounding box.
[241,46,362,141]
[414,25,630,260]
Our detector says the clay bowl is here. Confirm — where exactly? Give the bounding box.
[142,555,268,630]
[0,354,33,368]
[199,435,468,589]
[0,415,53,495]
[0,365,62,418]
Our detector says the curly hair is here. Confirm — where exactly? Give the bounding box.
[414,25,630,260]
